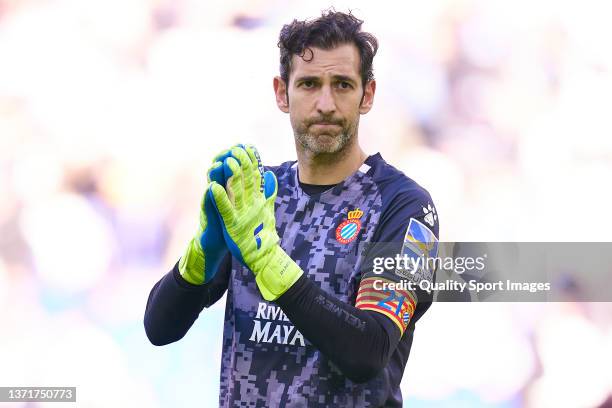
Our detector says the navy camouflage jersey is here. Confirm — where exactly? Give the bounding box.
[217,153,439,407]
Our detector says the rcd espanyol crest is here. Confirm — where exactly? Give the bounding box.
[335,208,363,244]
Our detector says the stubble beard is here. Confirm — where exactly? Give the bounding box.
[293,117,359,158]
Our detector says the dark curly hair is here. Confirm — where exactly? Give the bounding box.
[277,10,379,89]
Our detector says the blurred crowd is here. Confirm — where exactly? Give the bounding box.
[1,0,611,406]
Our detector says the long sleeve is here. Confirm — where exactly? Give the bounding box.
[144,254,231,346]
[274,182,439,384]
[275,274,400,383]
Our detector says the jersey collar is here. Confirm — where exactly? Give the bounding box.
[290,152,381,201]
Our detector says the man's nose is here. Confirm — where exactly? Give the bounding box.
[316,86,336,115]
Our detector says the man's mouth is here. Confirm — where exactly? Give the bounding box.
[310,122,341,127]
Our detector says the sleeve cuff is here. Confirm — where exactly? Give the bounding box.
[274,273,309,306]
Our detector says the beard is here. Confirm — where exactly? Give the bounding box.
[293,114,358,155]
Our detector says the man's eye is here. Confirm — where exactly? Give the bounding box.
[302,80,314,88]
[338,81,352,89]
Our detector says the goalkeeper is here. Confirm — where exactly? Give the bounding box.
[144,10,439,408]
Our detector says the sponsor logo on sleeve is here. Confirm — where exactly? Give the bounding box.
[396,218,439,283]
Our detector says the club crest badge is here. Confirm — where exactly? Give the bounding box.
[336,208,363,244]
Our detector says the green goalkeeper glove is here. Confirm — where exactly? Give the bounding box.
[209,145,303,301]
[178,150,234,285]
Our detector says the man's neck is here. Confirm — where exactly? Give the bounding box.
[296,140,368,185]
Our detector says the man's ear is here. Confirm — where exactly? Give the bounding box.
[273,76,289,113]
[359,79,376,114]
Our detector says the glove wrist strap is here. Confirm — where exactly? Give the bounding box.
[255,245,303,301]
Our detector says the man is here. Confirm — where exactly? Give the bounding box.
[145,10,439,407]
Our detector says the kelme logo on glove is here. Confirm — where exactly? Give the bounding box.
[335,208,363,244]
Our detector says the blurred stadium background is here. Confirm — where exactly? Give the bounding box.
[1,0,612,406]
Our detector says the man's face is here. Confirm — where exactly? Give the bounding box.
[274,43,375,155]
